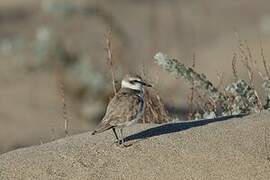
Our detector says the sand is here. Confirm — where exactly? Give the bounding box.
[0,112,270,180]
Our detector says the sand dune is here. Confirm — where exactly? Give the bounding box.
[1,112,270,180]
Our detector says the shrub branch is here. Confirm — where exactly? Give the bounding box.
[154,52,226,104]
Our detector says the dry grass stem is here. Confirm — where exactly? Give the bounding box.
[55,67,70,136]
[105,29,117,95]
[188,52,196,119]
[245,41,257,87]
[232,52,238,80]
[260,40,270,80]
[254,90,263,112]
[234,31,255,87]
[264,127,270,161]
[194,89,208,113]
[139,64,169,124]
[243,41,263,110]
[240,51,254,88]
[245,40,256,66]
[233,34,263,111]
[216,71,224,90]
[141,88,169,124]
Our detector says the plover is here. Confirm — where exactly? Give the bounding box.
[92,74,151,145]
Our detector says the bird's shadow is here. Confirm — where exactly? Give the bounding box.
[124,114,246,143]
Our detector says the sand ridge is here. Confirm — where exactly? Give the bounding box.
[0,112,270,180]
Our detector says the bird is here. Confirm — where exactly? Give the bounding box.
[92,74,152,145]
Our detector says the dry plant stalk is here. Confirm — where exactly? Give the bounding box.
[55,66,70,136]
[139,70,169,124]
[240,49,254,87]
[243,41,263,111]
[105,29,117,95]
[193,89,207,113]
[264,127,270,161]
[234,33,263,111]
[187,52,196,119]
[216,71,224,90]
[260,40,270,80]
[234,31,255,87]
[141,88,169,124]
[232,52,238,80]
[245,41,256,88]
[245,41,256,67]
[195,88,216,115]
[149,0,158,53]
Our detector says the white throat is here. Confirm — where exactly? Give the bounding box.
[121,80,143,91]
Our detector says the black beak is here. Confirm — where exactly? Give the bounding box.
[141,81,152,87]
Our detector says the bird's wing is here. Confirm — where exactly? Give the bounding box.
[92,90,143,135]
[102,90,143,126]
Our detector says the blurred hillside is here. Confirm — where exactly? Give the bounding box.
[1,0,270,154]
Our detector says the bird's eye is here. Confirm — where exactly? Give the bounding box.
[129,80,135,84]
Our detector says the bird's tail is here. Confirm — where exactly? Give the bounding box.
[92,123,113,135]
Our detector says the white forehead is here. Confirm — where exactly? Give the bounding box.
[121,78,143,90]
[127,77,142,81]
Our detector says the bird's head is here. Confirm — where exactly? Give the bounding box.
[121,74,152,91]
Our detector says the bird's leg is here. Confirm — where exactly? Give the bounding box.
[119,129,132,147]
[112,128,120,144]
[120,128,125,145]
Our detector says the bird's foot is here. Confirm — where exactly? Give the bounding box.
[120,142,133,148]
[113,140,133,148]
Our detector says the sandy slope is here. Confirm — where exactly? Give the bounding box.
[0,112,270,180]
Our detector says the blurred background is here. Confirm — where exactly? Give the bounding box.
[1,0,270,154]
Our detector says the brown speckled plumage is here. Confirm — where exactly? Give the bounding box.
[92,88,144,134]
